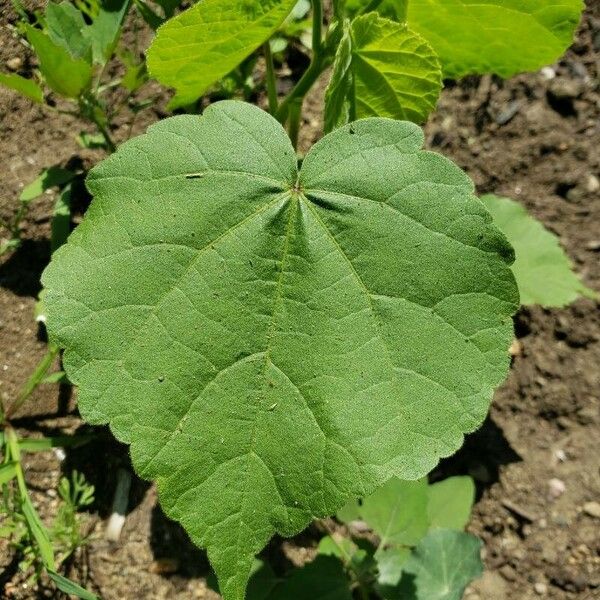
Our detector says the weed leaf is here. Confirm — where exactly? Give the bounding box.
[406,0,584,78]
[42,101,518,600]
[0,73,44,103]
[147,0,298,108]
[482,194,597,306]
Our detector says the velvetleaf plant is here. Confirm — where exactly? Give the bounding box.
[42,101,519,598]
[35,0,589,599]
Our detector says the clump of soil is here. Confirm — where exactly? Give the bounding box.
[1,3,599,599]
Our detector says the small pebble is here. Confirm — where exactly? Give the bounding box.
[6,57,22,71]
[585,174,600,193]
[548,478,566,499]
[540,66,556,80]
[534,582,548,595]
[582,501,600,519]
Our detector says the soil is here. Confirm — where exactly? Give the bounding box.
[1,2,600,599]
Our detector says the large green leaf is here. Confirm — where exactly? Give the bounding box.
[0,73,44,103]
[325,13,442,130]
[406,0,584,78]
[427,475,475,530]
[481,194,597,306]
[147,0,297,108]
[42,101,518,600]
[387,530,483,600]
[25,25,92,98]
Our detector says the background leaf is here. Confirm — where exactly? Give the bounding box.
[325,13,442,128]
[0,73,44,103]
[427,476,475,530]
[406,0,585,78]
[25,25,92,98]
[45,1,93,62]
[147,0,297,108]
[345,0,408,21]
[43,101,518,600]
[387,529,483,600]
[87,0,131,64]
[481,194,597,306]
[324,19,352,133]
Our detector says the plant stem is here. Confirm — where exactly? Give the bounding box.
[360,0,384,14]
[287,99,302,151]
[263,42,278,115]
[6,343,59,419]
[276,0,326,126]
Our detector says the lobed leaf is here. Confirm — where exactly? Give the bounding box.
[0,73,44,104]
[406,0,585,78]
[481,194,597,306]
[146,0,298,108]
[325,13,442,131]
[42,101,518,600]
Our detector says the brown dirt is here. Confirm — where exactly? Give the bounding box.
[1,2,600,599]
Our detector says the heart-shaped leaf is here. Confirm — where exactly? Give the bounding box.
[42,101,517,600]
[427,475,475,530]
[406,0,584,78]
[325,13,442,131]
[147,0,297,108]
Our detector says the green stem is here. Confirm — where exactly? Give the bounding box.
[360,0,384,14]
[287,99,303,151]
[6,343,59,419]
[264,42,278,114]
[276,0,326,125]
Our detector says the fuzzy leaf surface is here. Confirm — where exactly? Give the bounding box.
[406,0,584,78]
[325,13,442,129]
[42,101,517,600]
[147,0,297,108]
[482,194,597,306]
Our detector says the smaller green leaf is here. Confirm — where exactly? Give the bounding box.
[0,462,18,485]
[77,131,108,149]
[20,167,76,203]
[338,478,429,548]
[40,371,68,384]
[87,0,130,64]
[268,556,352,600]
[21,496,55,569]
[324,13,442,129]
[25,25,93,98]
[481,194,597,307]
[47,570,98,600]
[0,72,44,103]
[146,0,298,108]
[324,19,353,133]
[391,530,483,600]
[427,476,475,531]
[376,546,411,587]
[119,49,148,92]
[45,1,93,62]
[134,0,164,29]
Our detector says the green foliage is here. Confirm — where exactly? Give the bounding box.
[427,475,474,530]
[405,0,584,78]
[0,73,44,103]
[42,100,517,600]
[481,194,597,307]
[24,24,93,98]
[325,13,442,130]
[147,0,298,108]
[345,0,408,21]
[335,476,481,599]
